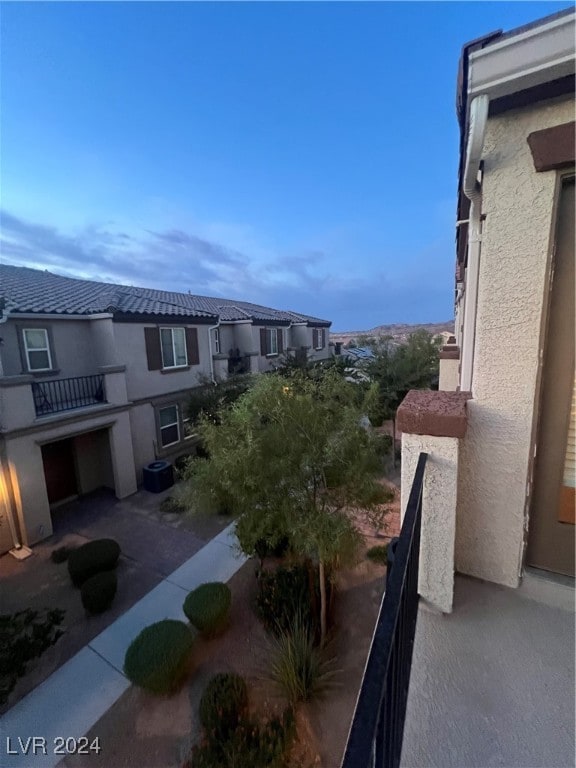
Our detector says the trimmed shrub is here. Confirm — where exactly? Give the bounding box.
[366,544,388,565]
[199,673,248,742]
[186,708,295,768]
[268,617,339,704]
[183,582,231,637]
[124,620,194,694]
[80,571,117,614]
[68,539,121,586]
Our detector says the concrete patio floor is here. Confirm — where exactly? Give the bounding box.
[401,573,575,768]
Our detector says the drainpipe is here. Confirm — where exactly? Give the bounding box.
[460,94,489,393]
[207,319,220,384]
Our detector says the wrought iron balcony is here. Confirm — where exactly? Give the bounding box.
[32,374,107,417]
[341,452,427,768]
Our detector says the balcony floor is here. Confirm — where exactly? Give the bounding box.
[402,574,575,768]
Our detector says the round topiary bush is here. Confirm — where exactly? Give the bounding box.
[68,539,121,586]
[80,570,117,614]
[183,582,231,637]
[199,673,248,742]
[124,620,194,694]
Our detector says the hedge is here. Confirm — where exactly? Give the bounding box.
[183,582,231,637]
[124,620,194,694]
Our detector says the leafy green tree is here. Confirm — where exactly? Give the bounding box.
[366,331,442,462]
[179,371,389,646]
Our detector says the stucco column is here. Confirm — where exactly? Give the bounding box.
[99,365,129,405]
[108,412,137,498]
[397,390,471,613]
[439,339,460,392]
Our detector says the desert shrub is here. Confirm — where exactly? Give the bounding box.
[366,544,389,565]
[123,620,194,694]
[186,708,295,768]
[0,608,65,706]
[268,617,339,705]
[159,495,186,514]
[199,673,248,742]
[183,582,231,637]
[80,571,117,614]
[51,545,75,564]
[256,565,327,640]
[68,539,121,586]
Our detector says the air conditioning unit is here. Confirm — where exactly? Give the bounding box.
[143,460,174,493]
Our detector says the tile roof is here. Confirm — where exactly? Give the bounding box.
[0,264,331,326]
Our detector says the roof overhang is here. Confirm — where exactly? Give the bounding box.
[468,12,575,101]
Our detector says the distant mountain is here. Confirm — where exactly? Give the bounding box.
[330,321,454,346]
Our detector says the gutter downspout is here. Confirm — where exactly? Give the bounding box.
[208,319,221,385]
[460,94,489,393]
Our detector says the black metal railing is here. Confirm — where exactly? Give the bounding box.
[32,374,106,416]
[341,452,428,768]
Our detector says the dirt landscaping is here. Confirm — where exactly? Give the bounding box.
[0,485,233,715]
[57,480,401,768]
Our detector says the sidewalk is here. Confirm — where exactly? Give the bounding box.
[0,524,247,768]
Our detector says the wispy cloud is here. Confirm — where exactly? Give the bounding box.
[0,209,453,328]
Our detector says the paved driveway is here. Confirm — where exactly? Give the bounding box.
[0,487,233,714]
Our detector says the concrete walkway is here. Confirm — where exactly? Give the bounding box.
[0,524,247,768]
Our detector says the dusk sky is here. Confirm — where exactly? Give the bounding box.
[1,1,571,331]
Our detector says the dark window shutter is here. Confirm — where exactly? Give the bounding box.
[144,327,162,370]
[277,328,284,354]
[312,329,318,348]
[321,329,326,348]
[185,327,199,365]
[260,328,268,355]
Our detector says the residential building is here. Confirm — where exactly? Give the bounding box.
[0,264,332,555]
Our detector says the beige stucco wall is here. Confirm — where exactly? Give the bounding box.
[129,402,158,481]
[455,97,574,587]
[114,322,213,400]
[75,429,114,494]
[1,409,136,550]
[401,434,459,613]
[439,357,459,392]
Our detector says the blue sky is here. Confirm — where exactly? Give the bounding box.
[1,1,571,331]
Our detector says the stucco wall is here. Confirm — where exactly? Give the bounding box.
[129,403,158,481]
[401,434,459,613]
[456,97,574,587]
[1,409,136,550]
[1,319,101,378]
[75,429,114,494]
[113,322,213,400]
[439,358,459,392]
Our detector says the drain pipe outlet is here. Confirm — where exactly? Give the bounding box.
[460,94,489,393]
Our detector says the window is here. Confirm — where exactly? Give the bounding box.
[313,328,325,350]
[23,329,52,371]
[267,328,279,355]
[159,405,180,447]
[160,328,187,369]
[214,328,220,355]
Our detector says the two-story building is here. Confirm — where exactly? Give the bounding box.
[0,264,332,555]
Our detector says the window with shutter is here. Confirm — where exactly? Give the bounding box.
[160,328,188,368]
[266,328,278,355]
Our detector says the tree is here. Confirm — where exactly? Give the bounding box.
[179,370,390,646]
[366,330,442,463]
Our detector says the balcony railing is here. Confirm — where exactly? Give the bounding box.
[32,374,107,417]
[341,452,428,768]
